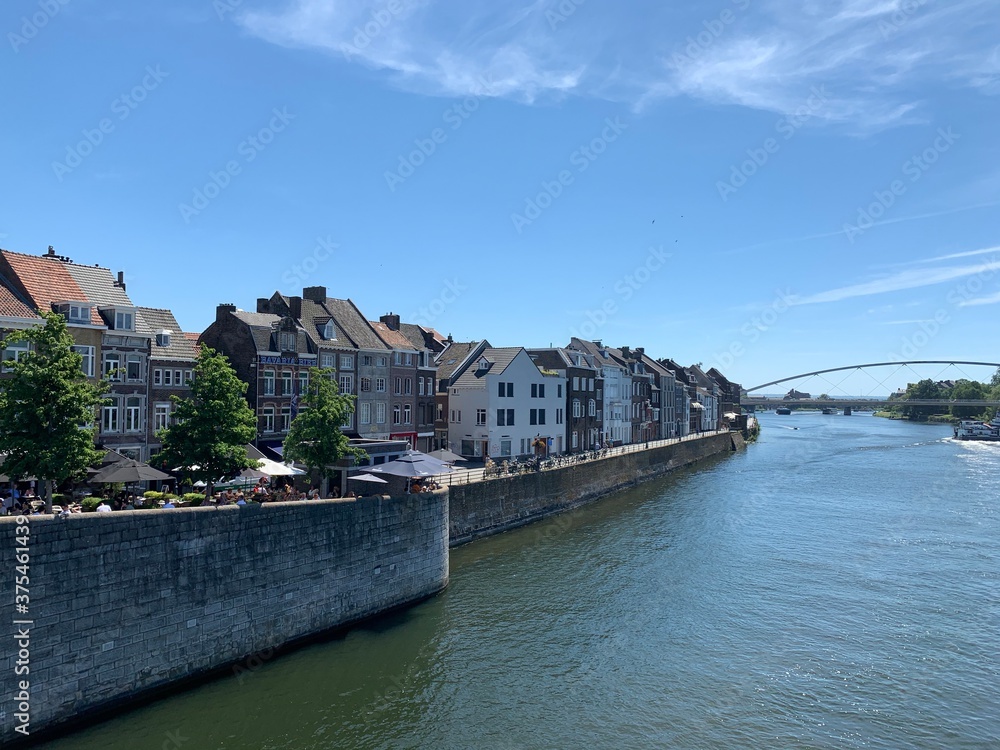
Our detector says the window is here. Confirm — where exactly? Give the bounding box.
[377,356,387,367]
[340,354,354,369]
[361,355,373,366]
[279,332,295,351]
[299,371,309,394]
[339,374,354,394]
[125,397,143,432]
[476,409,487,426]
[405,352,413,365]
[103,353,121,381]
[153,368,162,386]
[62,303,90,323]
[428,378,435,393]
[341,409,353,429]
[262,407,275,433]
[376,402,386,424]
[126,355,142,382]
[163,368,173,387]
[436,403,443,421]
[185,370,193,385]
[418,377,425,396]
[393,404,401,425]
[589,399,596,417]
[323,321,336,340]
[394,352,402,365]
[376,377,386,392]
[114,310,134,331]
[597,388,602,400]
[497,408,514,426]
[497,381,514,398]
[154,402,170,431]
[282,371,293,395]
[573,399,581,418]
[280,406,292,432]
[155,331,171,347]
[573,377,580,391]
[589,378,595,391]
[360,377,372,392]
[404,378,412,395]
[531,383,545,398]
[394,377,401,395]
[72,345,95,377]
[1,339,29,371]
[500,439,511,457]
[556,408,564,425]
[321,353,334,368]
[558,383,562,398]
[360,401,371,425]
[174,370,182,386]
[101,401,119,433]
[263,370,275,396]
[530,409,545,425]
[572,431,579,449]
[403,404,411,424]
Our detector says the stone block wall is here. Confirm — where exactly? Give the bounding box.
[0,492,448,745]
[449,432,736,545]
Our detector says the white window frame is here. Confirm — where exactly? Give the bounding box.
[103,352,121,381]
[403,404,411,424]
[102,402,119,433]
[125,397,143,433]
[263,370,275,396]
[262,407,275,433]
[376,402,386,424]
[72,345,95,377]
[340,354,354,369]
[359,401,372,425]
[154,402,171,432]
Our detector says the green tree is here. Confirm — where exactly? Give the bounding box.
[153,344,257,497]
[0,312,107,512]
[949,379,986,419]
[901,379,942,420]
[284,368,367,497]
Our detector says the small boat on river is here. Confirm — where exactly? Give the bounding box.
[776,407,792,416]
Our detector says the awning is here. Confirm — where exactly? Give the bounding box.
[690,402,704,410]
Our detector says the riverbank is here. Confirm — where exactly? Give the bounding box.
[873,411,958,424]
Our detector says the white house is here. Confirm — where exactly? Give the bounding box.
[448,347,565,459]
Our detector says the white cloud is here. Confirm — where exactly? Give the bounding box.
[235,0,999,129]
[958,290,1000,307]
[797,248,1000,304]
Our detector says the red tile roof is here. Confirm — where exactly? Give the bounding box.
[0,279,39,319]
[0,250,103,325]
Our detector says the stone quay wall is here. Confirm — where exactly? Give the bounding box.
[449,431,739,546]
[0,492,449,746]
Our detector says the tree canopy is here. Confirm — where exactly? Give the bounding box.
[0,312,107,511]
[283,368,367,494]
[153,344,257,495]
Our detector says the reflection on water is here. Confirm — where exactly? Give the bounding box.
[45,414,1000,749]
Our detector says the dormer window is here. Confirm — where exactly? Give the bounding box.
[279,332,296,351]
[322,320,336,340]
[54,301,92,324]
[476,357,489,371]
[155,329,172,347]
[102,306,136,331]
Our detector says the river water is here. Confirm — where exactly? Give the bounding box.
[45,413,999,749]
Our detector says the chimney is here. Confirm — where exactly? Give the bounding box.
[47,245,55,257]
[288,296,302,320]
[114,270,125,292]
[380,312,401,331]
[256,298,269,313]
[303,286,327,302]
[636,347,644,357]
[621,346,631,359]
[216,303,236,324]
[593,340,602,348]
[446,333,453,343]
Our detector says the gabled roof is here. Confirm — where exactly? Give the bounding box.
[62,264,132,309]
[370,320,419,351]
[451,347,522,387]
[137,307,198,361]
[435,340,487,382]
[321,298,388,350]
[566,338,624,369]
[0,275,40,320]
[399,322,447,352]
[0,249,103,325]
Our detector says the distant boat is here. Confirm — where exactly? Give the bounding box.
[821,407,836,415]
[776,407,792,416]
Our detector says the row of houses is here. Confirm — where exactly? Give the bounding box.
[0,248,742,463]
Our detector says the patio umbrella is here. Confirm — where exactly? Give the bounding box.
[427,449,466,463]
[370,454,453,478]
[254,457,305,476]
[236,466,269,480]
[348,473,388,484]
[92,459,172,483]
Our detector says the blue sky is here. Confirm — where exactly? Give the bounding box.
[3,0,999,394]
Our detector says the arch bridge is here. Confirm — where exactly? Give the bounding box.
[743,360,1000,412]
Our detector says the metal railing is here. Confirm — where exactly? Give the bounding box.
[438,429,730,486]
